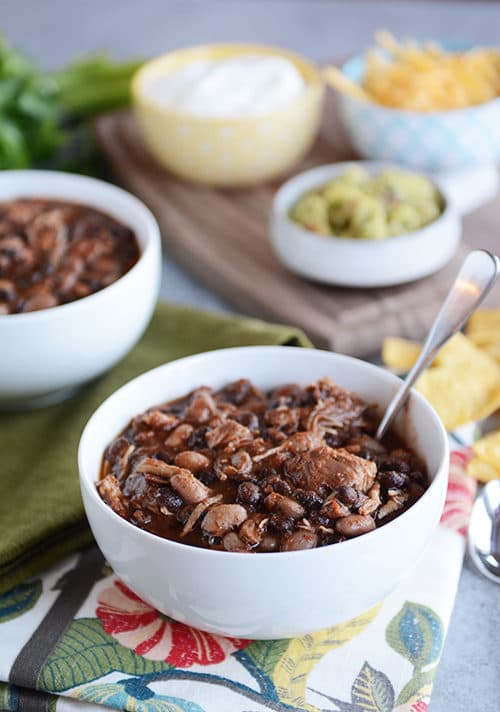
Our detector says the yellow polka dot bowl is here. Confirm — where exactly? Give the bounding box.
[132,44,324,187]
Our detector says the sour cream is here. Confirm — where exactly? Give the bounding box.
[145,54,306,117]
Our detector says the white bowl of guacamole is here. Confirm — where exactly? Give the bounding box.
[270,161,497,287]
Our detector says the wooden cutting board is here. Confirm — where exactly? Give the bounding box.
[94,92,499,357]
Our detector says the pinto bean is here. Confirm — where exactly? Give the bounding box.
[239,514,268,546]
[335,514,376,538]
[223,532,248,552]
[165,423,194,449]
[215,449,253,480]
[201,504,248,536]
[281,529,318,551]
[237,481,262,507]
[170,472,211,504]
[57,257,84,293]
[0,279,15,301]
[140,410,179,431]
[175,450,211,473]
[264,492,305,519]
[320,497,350,519]
[185,389,217,424]
[23,292,59,312]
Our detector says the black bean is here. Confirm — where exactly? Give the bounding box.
[410,471,426,485]
[187,427,208,450]
[379,470,408,489]
[106,435,130,456]
[153,451,172,463]
[336,485,358,506]
[219,379,252,405]
[325,432,343,448]
[235,411,260,432]
[158,487,184,512]
[317,484,332,499]
[262,476,292,496]
[175,504,192,524]
[319,533,346,546]
[197,470,217,485]
[267,384,301,408]
[309,512,332,528]
[268,514,294,534]
[356,447,377,461]
[377,458,411,474]
[237,481,262,507]
[295,489,323,511]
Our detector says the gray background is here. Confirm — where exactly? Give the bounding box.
[3,1,500,710]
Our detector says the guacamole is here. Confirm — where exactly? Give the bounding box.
[289,166,443,239]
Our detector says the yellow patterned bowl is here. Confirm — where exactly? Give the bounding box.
[132,44,324,187]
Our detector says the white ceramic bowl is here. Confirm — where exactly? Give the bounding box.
[271,162,499,288]
[0,171,161,409]
[337,49,500,172]
[271,161,462,287]
[79,346,449,639]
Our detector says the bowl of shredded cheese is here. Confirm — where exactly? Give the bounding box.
[331,33,500,171]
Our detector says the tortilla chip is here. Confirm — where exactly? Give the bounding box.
[382,333,500,430]
[467,308,500,336]
[482,341,500,362]
[467,456,500,482]
[467,328,498,346]
[417,334,500,430]
[473,429,500,468]
[381,337,422,372]
[466,309,500,364]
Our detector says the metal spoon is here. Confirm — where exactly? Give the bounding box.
[376,249,499,440]
[468,479,500,584]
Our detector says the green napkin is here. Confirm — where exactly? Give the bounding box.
[0,302,310,595]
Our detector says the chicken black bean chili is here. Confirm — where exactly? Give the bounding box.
[0,198,140,314]
[98,378,428,552]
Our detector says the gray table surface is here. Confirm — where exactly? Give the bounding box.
[4,2,500,710]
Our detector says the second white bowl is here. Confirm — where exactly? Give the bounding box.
[0,171,162,409]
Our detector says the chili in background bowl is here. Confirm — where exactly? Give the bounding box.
[0,170,161,409]
[78,346,449,639]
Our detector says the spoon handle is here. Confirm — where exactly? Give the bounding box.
[376,250,499,440]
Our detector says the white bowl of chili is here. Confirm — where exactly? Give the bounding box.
[79,345,448,639]
[0,170,161,409]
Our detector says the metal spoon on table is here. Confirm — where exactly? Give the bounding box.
[468,479,500,584]
[376,249,499,440]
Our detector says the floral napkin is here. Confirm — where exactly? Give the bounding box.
[0,439,475,712]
